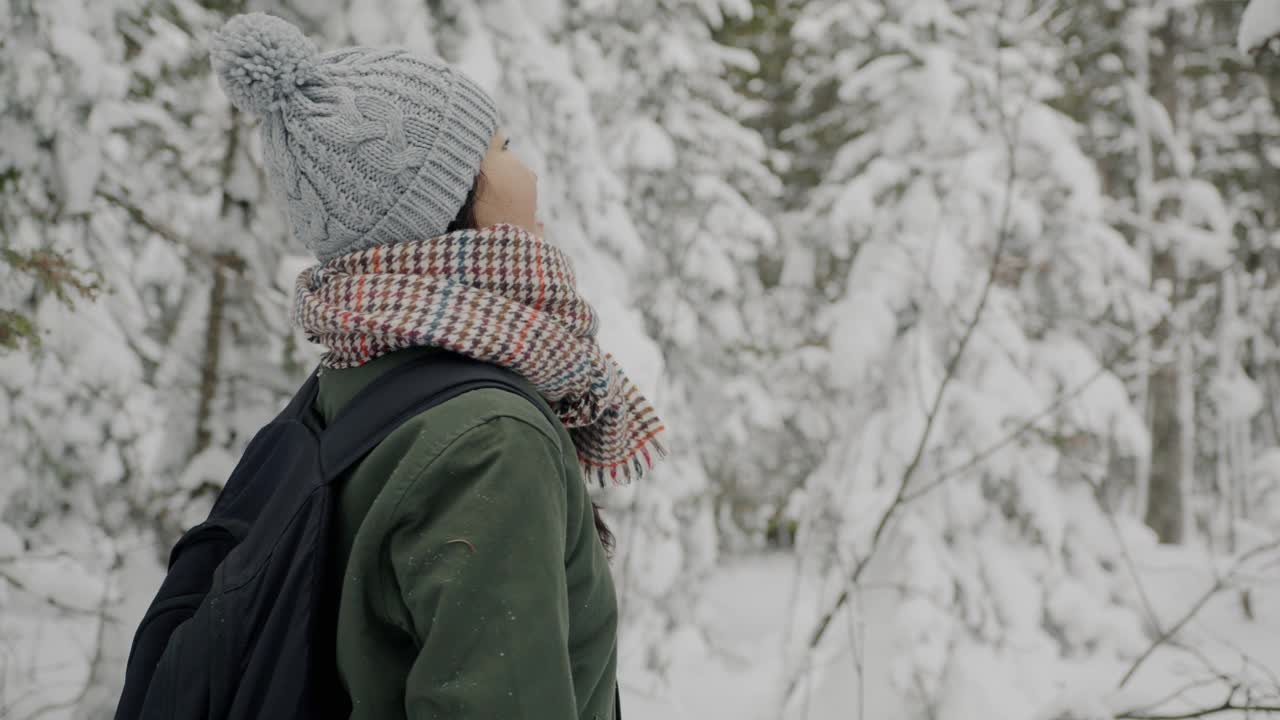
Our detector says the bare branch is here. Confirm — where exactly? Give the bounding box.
[0,566,103,617]
[829,542,866,720]
[1092,473,1164,631]
[1116,690,1280,720]
[795,1,1025,667]
[97,186,249,281]
[1118,539,1280,689]
[1076,456,1280,719]
[1118,705,1280,719]
[1119,676,1238,718]
[902,256,1242,507]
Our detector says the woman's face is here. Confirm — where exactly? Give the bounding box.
[474,129,542,236]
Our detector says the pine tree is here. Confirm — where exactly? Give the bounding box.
[774,0,1158,714]
[556,0,798,685]
[565,0,791,528]
[1059,0,1280,549]
[2,0,694,713]
[0,0,309,712]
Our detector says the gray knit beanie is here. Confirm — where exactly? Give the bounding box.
[209,13,499,261]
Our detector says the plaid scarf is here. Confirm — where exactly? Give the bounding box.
[293,223,666,485]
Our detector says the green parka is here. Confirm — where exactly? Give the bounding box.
[316,346,619,720]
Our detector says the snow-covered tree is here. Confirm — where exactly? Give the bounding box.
[1242,0,1280,52]
[0,0,313,714]
[773,0,1163,715]
[564,0,792,537]
[1057,0,1280,550]
[7,0,1280,718]
[1,0,702,714]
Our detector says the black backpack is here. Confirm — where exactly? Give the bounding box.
[114,351,621,719]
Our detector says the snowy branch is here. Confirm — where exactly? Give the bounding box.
[97,187,247,278]
[97,188,188,252]
[0,511,118,719]
[0,565,106,618]
[1239,0,1280,58]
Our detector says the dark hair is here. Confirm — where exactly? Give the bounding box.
[446,172,484,233]
[449,174,616,558]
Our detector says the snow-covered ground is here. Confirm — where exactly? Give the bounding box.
[623,543,1280,720]
[6,1,1280,718]
[4,528,1277,719]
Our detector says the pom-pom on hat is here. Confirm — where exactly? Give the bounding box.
[210,13,499,261]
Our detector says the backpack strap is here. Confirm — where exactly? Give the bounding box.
[279,366,322,421]
[318,352,558,482]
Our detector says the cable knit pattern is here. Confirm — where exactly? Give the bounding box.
[293,224,668,485]
[210,13,498,260]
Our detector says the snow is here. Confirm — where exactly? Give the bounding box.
[615,119,677,171]
[346,0,398,47]
[979,540,1042,634]
[1094,543,1280,717]
[455,9,504,95]
[1239,0,1280,56]
[1035,694,1113,720]
[1211,371,1263,421]
[1034,334,1150,457]
[837,53,913,103]
[0,522,22,557]
[827,289,897,390]
[621,553,811,719]
[54,131,102,214]
[3,555,108,612]
[617,540,1280,720]
[6,1,1280,718]
[131,16,191,79]
[936,644,1039,720]
[275,253,315,293]
[630,531,684,598]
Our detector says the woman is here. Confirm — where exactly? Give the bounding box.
[210,13,666,720]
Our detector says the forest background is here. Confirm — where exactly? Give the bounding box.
[5,0,1280,717]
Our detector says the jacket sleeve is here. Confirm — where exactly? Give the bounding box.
[386,415,577,720]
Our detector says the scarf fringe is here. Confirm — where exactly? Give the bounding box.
[588,433,668,487]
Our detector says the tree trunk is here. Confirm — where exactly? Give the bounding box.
[1143,9,1193,546]
[1128,2,1154,520]
[1146,298,1187,545]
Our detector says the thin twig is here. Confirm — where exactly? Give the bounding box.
[1088,470,1163,632]
[902,257,1241,507]
[1116,687,1280,720]
[0,566,102,617]
[98,186,254,281]
[1117,539,1280,688]
[1117,704,1280,719]
[796,2,1024,666]
[1120,676,1237,717]
[828,542,866,720]
[1057,461,1277,720]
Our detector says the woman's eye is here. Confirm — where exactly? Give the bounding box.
[503,138,512,151]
